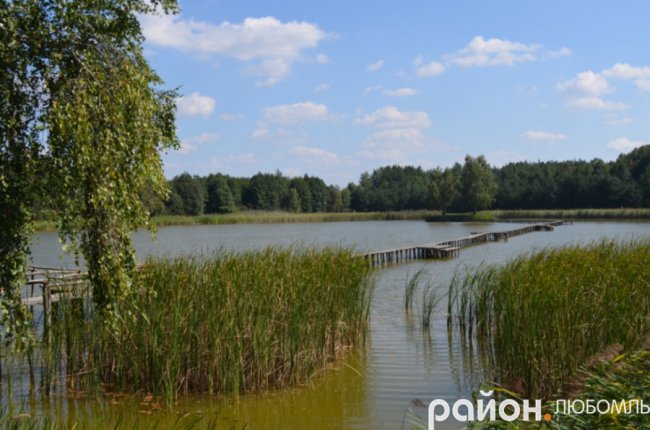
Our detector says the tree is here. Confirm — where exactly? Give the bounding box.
[1,0,180,331]
[430,168,459,214]
[205,175,235,214]
[288,188,301,212]
[0,1,49,345]
[170,174,204,216]
[460,155,497,213]
[290,177,312,212]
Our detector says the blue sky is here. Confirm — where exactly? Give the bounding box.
[140,1,650,186]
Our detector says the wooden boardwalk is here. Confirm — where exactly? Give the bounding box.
[22,266,88,307]
[362,219,568,267]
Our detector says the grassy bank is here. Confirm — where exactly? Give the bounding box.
[489,208,650,220]
[33,210,436,231]
[29,247,374,404]
[426,208,650,222]
[152,210,435,226]
[449,239,650,399]
[33,208,650,231]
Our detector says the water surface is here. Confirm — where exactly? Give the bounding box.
[18,220,650,429]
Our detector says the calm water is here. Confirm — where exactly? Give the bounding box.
[16,220,650,429]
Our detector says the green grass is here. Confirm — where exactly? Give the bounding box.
[34,208,650,231]
[20,247,374,405]
[33,210,437,231]
[468,349,650,429]
[426,208,650,222]
[489,208,650,220]
[152,210,435,226]
[449,239,650,399]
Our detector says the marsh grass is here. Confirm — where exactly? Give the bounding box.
[151,211,436,227]
[403,270,443,328]
[490,208,650,220]
[404,269,424,312]
[19,247,374,405]
[420,286,442,328]
[449,239,650,399]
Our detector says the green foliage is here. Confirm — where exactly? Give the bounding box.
[48,29,178,313]
[450,239,650,399]
[1,0,179,334]
[0,0,45,347]
[170,173,205,216]
[205,174,235,214]
[461,155,497,213]
[34,247,374,403]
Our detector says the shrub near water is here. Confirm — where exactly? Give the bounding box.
[451,239,650,399]
[92,247,373,401]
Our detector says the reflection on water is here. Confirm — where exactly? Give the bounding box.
[7,220,650,429]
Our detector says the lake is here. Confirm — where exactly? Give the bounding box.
[17,220,650,429]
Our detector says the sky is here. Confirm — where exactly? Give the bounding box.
[140,0,650,186]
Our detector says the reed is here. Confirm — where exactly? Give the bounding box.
[31,247,374,404]
[449,239,650,399]
[420,285,442,328]
[404,269,424,312]
[152,210,436,227]
[491,208,650,220]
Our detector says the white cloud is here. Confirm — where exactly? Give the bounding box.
[566,97,628,110]
[316,53,330,63]
[636,79,650,91]
[251,127,270,140]
[366,59,384,72]
[363,85,383,95]
[247,58,292,87]
[557,71,611,96]
[448,36,540,67]
[382,87,418,97]
[355,106,431,129]
[176,92,216,117]
[607,137,650,151]
[602,63,650,91]
[355,106,436,163]
[547,47,572,58]
[263,101,330,124]
[557,71,629,110]
[212,153,258,169]
[369,128,424,142]
[314,83,330,92]
[605,115,633,126]
[220,113,243,121]
[521,131,567,142]
[558,64,650,110]
[141,15,328,86]
[415,61,445,77]
[602,63,650,80]
[290,145,339,165]
[178,132,220,154]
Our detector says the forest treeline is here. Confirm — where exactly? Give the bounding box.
[151,145,650,216]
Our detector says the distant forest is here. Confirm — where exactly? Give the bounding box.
[150,145,650,216]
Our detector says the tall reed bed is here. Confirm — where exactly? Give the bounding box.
[43,247,374,403]
[491,208,650,220]
[151,210,436,227]
[449,239,650,399]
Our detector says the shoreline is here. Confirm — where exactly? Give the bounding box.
[32,208,650,232]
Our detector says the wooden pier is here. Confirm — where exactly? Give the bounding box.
[362,219,568,267]
[22,266,89,309]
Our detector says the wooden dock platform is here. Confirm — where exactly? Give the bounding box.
[22,266,89,307]
[362,219,568,267]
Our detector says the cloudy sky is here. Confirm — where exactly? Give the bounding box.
[141,1,650,186]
